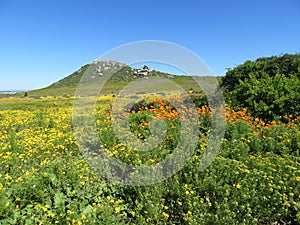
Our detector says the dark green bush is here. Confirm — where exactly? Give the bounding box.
[221,54,300,122]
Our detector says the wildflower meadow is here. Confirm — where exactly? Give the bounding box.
[0,93,299,224]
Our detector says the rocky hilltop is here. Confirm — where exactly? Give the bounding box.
[49,61,176,89]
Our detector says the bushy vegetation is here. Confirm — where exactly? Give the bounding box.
[221,54,300,122]
[0,54,300,224]
[0,96,299,224]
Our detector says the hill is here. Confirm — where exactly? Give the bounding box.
[26,61,218,96]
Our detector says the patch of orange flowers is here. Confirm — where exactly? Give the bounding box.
[131,97,299,129]
[139,97,180,120]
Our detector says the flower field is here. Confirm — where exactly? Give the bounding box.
[0,95,299,224]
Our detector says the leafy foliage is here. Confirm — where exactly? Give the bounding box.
[221,54,300,122]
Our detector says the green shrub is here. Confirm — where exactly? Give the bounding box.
[221,54,300,122]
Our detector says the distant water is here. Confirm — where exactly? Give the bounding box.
[0,90,25,94]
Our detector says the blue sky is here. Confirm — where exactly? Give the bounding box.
[0,0,299,90]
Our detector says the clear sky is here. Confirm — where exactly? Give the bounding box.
[0,0,299,90]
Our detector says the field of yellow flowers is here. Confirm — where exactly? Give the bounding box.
[0,95,299,224]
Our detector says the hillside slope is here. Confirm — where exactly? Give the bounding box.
[27,61,212,96]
